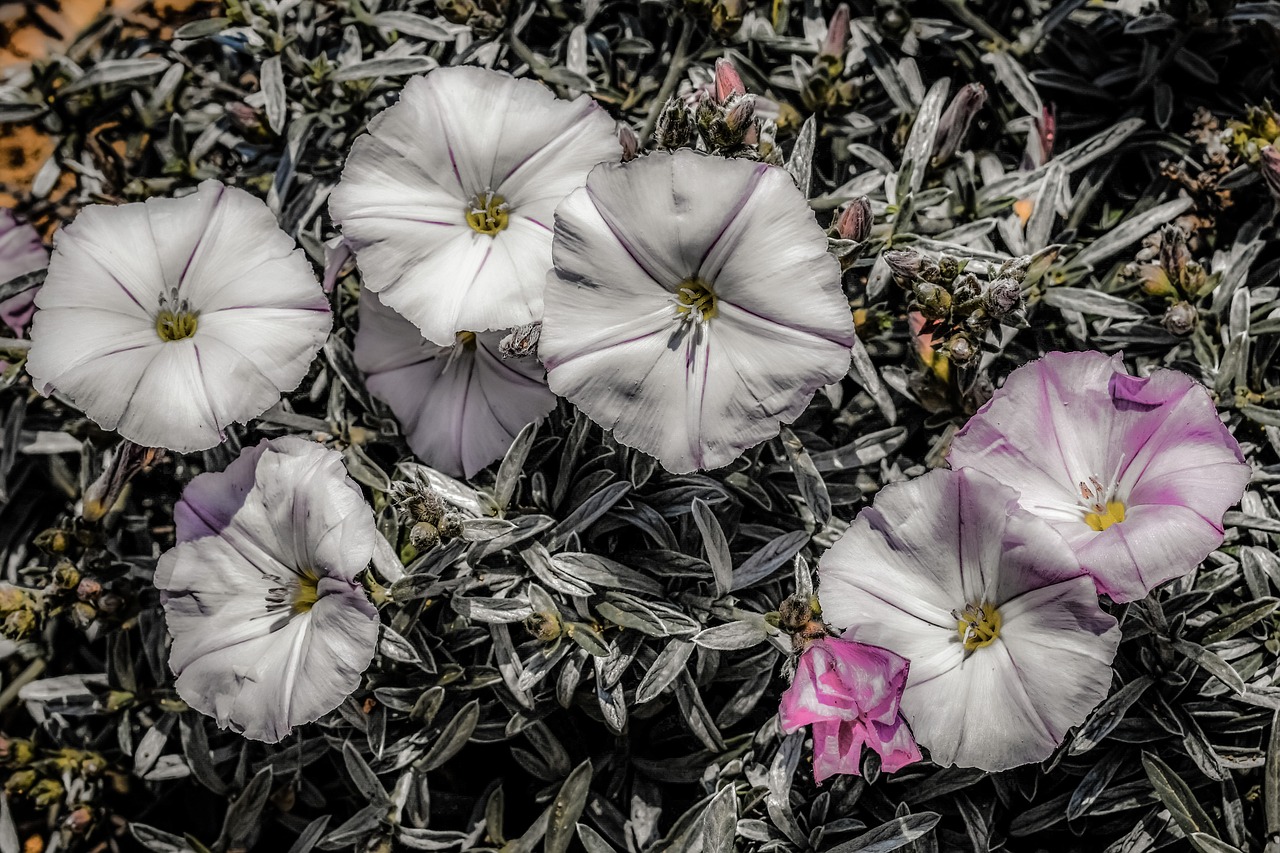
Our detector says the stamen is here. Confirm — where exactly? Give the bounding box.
[955,602,1001,655]
[674,277,718,325]
[155,286,199,342]
[293,573,320,614]
[1084,500,1126,532]
[466,191,510,235]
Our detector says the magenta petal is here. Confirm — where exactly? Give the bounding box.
[811,719,866,782]
[872,717,924,773]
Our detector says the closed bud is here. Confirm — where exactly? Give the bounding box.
[3,610,35,641]
[70,602,96,631]
[654,98,695,150]
[0,585,25,613]
[409,521,439,551]
[713,58,746,103]
[96,593,124,616]
[723,97,756,138]
[63,805,94,835]
[33,529,69,555]
[51,560,79,591]
[883,249,924,280]
[1162,301,1198,336]
[936,254,962,281]
[820,4,851,64]
[1263,146,1280,198]
[1158,225,1190,285]
[525,610,563,642]
[913,283,952,319]
[710,0,745,38]
[0,738,35,766]
[951,273,982,305]
[437,513,463,539]
[5,770,36,796]
[30,779,63,808]
[986,277,1022,317]
[946,335,977,366]
[835,197,873,242]
[76,578,102,602]
[933,83,987,165]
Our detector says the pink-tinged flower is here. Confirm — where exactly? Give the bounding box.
[354,291,556,479]
[25,181,331,452]
[948,351,1250,603]
[819,468,1120,771]
[0,209,48,336]
[330,66,621,346]
[155,437,379,743]
[779,637,920,782]
[540,150,855,473]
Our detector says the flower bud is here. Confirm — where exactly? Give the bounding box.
[710,0,745,38]
[3,610,36,641]
[525,610,563,642]
[713,58,746,104]
[819,4,851,65]
[51,560,79,591]
[30,779,63,808]
[76,578,102,602]
[951,273,982,305]
[62,805,94,835]
[986,277,1022,318]
[0,585,25,613]
[932,83,986,165]
[883,249,924,280]
[69,602,96,631]
[913,283,952,319]
[1162,301,1198,336]
[1158,225,1190,285]
[936,255,962,282]
[654,98,695,150]
[5,770,36,796]
[96,593,124,616]
[946,334,977,366]
[408,521,439,551]
[0,738,35,766]
[835,197,873,242]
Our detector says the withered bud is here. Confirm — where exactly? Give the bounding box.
[63,805,95,835]
[654,98,695,150]
[936,254,962,281]
[617,124,639,162]
[69,602,96,631]
[820,4,851,62]
[5,770,36,796]
[1162,301,1199,336]
[883,249,925,281]
[0,738,34,766]
[1262,146,1280,198]
[498,323,541,359]
[437,513,464,539]
[835,197,873,242]
[986,277,1023,317]
[932,83,987,165]
[408,521,440,551]
[76,578,102,602]
[0,585,25,613]
[946,334,977,366]
[710,0,745,38]
[82,441,157,523]
[51,560,79,591]
[34,528,69,555]
[3,610,35,641]
[913,283,952,319]
[30,779,63,808]
[525,610,563,642]
[723,97,756,138]
[1158,225,1190,284]
[713,57,746,104]
[951,273,982,305]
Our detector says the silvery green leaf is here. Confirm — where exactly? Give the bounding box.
[702,784,737,853]
[332,56,439,81]
[674,671,726,752]
[418,700,480,771]
[596,600,667,637]
[60,59,170,95]
[173,18,233,38]
[453,597,533,624]
[546,481,631,549]
[693,618,769,651]
[732,530,809,590]
[343,741,389,804]
[566,622,612,657]
[787,116,816,197]
[545,759,593,853]
[899,78,950,198]
[459,517,516,542]
[220,766,274,852]
[825,813,942,853]
[1041,287,1148,320]
[395,827,470,850]
[261,55,286,134]
[372,11,465,41]
[1073,197,1193,270]
[1142,752,1220,839]
[779,427,832,527]
[979,119,1143,207]
[553,552,663,595]
[577,824,619,853]
[130,824,192,853]
[494,422,538,513]
[692,497,733,596]
[635,641,695,703]
[1172,639,1245,694]
[1070,675,1153,754]
[984,52,1042,117]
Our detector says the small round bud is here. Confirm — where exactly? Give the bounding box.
[883,249,924,281]
[525,610,563,642]
[937,255,962,281]
[1162,301,1198,336]
[63,805,94,835]
[69,602,96,631]
[408,522,439,551]
[835,197,873,242]
[51,560,79,591]
[3,610,36,641]
[946,335,977,366]
[951,273,982,304]
[986,277,1022,317]
[913,283,952,319]
[0,585,25,613]
[654,98,696,151]
[75,578,102,602]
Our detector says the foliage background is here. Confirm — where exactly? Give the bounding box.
[1,0,1280,851]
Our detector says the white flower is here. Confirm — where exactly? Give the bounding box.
[354,291,556,478]
[539,150,855,473]
[818,468,1121,771]
[155,437,380,743]
[330,66,621,346]
[25,181,330,452]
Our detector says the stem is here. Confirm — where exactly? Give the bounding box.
[0,658,47,712]
[639,16,695,145]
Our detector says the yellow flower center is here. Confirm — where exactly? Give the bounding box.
[955,602,1001,653]
[155,309,198,342]
[293,573,320,614]
[456,330,477,349]
[466,191,509,235]
[675,277,718,324]
[1085,500,1126,532]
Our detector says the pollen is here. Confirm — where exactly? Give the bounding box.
[955,602,1001,654]
[293,572,320,614]
[1084,500,1126,532]
[674,277,718,324]
[466,191,510,235]
[155,310,198,342]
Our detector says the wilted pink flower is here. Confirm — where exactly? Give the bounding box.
[949,351,1250,603]
[0,209,48,336]
[779,637,920,781]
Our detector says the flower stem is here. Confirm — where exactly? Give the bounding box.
[640,17,695,145]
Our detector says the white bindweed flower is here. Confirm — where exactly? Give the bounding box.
[25,181,330,452]
[155,437,380,743]
[818,467,1121,771]
[539,150,855,473]
[330,66,621,346]
[354,291,557,479]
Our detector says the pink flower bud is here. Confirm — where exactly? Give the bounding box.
[714,58,746,104]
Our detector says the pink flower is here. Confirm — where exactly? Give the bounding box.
[779,637,920,781]
[949,351,1250,603]
[0,209,48,337]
